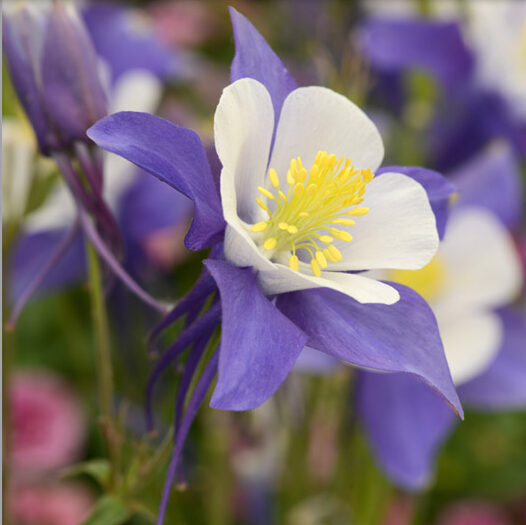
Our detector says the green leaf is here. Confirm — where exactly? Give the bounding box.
[81,495,132,525]
[62,459,111,488]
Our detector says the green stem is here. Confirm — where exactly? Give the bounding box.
[3,221,20,523]
[86,242,119,490]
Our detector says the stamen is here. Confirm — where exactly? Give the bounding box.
[251,152,373,276]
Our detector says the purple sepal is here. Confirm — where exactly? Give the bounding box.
[229,7,297,121]
[378,166,456,239]
[145,303,221,432]
[148,268,217,350]
[459,308,526,410]
[10,229,85,301]
[359,18,473,88]
[41,3,107,147]
[449,143,524,228]
[205,260,308,411]
[2,11,61,154]
[119,170,193,242]
[157,350,219,525]
[293,346,340,375]
[277,284,463,417]
[87,111,225,251]
[82,4,177,84]
[357,370,456,491]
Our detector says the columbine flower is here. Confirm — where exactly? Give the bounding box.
[88,8,462,521]
[356,155,525,489]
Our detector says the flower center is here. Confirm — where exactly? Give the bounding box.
[250,151,374,277]
[389,256,446,302]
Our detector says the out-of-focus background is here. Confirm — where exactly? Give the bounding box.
[3,1,526,524]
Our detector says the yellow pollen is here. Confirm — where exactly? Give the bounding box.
[251,151,374,276]
[389,256,446,302]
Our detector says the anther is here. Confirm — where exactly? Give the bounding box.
[289,254,299,271]
[264,238,277,250]
[251,222,268,232]
[269,168,280,188]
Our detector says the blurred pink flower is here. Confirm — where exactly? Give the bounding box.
[383,495,414,525]
[142,223,190,270]
[437,501,509,525]
[9,483,94,525]
[150,1,214,48]
[10,370,86,475]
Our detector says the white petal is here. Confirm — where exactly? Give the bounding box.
[328,172,439,271]
[109,70,163,114]
[24,185,76,233]
[268,86,384,184]
[438,311,503,385]
[214,78,274,223]
[222,168,275,272]
[437,207,523,313]
[258,264,400,305]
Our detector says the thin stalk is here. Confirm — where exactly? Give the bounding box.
[86,241,119,490]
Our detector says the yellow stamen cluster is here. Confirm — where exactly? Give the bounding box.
[250,151,374,277]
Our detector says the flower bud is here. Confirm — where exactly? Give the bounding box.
[2,1,107,155]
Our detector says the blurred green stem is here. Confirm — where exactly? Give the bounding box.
[2,222,19,524]
[86,242,119,490]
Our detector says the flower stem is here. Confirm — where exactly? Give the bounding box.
[86,241,119,490]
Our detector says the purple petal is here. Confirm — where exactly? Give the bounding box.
[277,284,463,417]
[449,142,524,228]
[41,3,107,146]
[378,166,456,239]
[9,229,85,301]
[359,18,473,88]
[2,11,60,154]
[229,7,297,121]
[87,111,224,251]
[205,260,308,411]
[82,4,177,84]
[459,308,526,410]
[357,371,456,490]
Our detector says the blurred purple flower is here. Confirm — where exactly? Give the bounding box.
[356,154,526,490]
[3,1,177,324]
[82,3,178,85]
[6,4,193,321]
[357,4,526,169]
[9,370,86,475]
[88,8,462,522]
